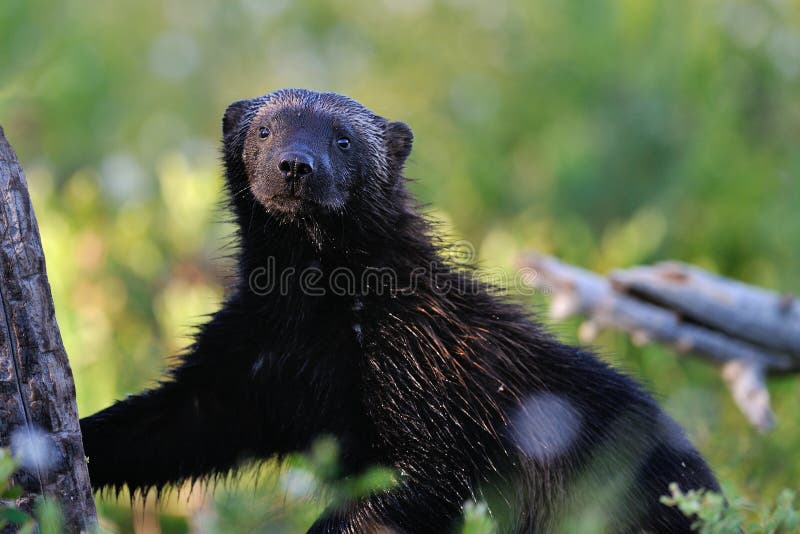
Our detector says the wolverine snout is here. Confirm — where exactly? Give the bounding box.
[278,152,315,183]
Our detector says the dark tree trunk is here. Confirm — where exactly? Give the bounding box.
[0,127,96,532]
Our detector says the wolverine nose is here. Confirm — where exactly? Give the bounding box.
[278,152,314,181]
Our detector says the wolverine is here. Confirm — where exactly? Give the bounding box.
[81,89,720,533]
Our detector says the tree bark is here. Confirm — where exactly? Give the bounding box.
[0,127,96,532]
[518,253,799,432]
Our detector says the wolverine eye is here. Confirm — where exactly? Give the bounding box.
[336,137,351,150]
[259,126,271,139]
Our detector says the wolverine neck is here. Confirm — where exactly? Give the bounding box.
[234,199,450,302]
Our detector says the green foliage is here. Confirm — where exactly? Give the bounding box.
[287,436,397,506]
[211,437,396,533]
[461,500,498,534]
[0,449,64,534]
[760,490,800,534]
[214,438,500,534]
[662,483,745,534]
[34,498,64,534]
[1,0,799,530]
[662,483,800,534]
[0,449,33,532]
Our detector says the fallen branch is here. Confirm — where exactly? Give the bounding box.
[611,262,800,357]
[518,253,800,432]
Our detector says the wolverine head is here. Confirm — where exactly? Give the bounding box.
[222,89,413,218]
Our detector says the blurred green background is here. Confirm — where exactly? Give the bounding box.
[1,0,799,531]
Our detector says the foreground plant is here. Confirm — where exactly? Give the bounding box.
[662,483,799,534]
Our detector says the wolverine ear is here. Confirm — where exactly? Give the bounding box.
[385,121,413,173]
[222,99,251,139]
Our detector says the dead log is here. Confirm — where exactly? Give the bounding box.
[518,253,799,432]
[0,127,96,531]
[610,262,800,357]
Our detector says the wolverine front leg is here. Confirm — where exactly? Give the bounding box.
[80,306,266,493]
[80,369,250,492]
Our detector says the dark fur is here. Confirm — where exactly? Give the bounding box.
[80,89,719,533]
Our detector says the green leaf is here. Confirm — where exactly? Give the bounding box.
[35,497,64,534]
[0,507,31,525]
[0,457,19,484]
[2,485,23,499]
[349,467,396,497]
